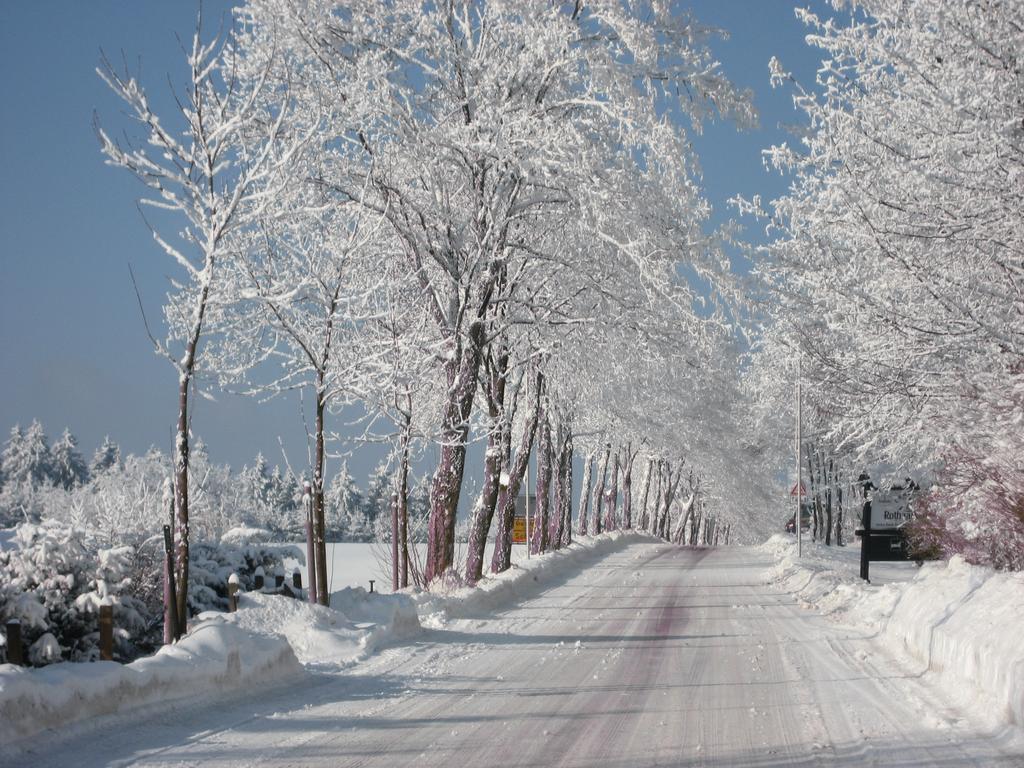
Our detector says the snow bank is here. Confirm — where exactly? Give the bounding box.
[0,531,646,745]
[0,614,302,743]
[200,590,412,667]
[0,576,435,745]
[329,587,422,655]
[410,531,653,628]
[762,534,1024,728]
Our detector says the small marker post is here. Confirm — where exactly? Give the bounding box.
[99,600,114,661]
[5,620,23,666]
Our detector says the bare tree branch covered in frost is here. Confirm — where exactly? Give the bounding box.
[96,16,305,622]
[225,0,757,581]
[746,0,1024,567]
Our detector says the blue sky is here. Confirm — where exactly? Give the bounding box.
[0,1,830,478]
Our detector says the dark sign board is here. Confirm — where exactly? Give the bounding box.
[856,489,919,581]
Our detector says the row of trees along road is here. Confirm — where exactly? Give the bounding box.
[96,1,762,611]
[743,0,1024,569]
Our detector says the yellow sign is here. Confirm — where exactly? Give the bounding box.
[512,516,528,544]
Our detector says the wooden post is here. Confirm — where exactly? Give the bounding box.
[99,603,113,661]
[274,568,285,590]
[860,501,872,582]
[303,482,317,604]
[227,573,239,612]
[254,567,265,591]
[292,569,302,591]
[369,579,375,593]
[5,620,23,666]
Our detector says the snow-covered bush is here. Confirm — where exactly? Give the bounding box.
[0,522,302,666]
[188,535,304,613]
[908,380,1024,570]
[0,522,153,664]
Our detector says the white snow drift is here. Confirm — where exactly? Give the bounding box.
[762,534,1024,728]
[0,531,643,744]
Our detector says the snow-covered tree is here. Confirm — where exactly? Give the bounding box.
[50,429,90,491]
[751,0,1024,565]
[232,0,755,582]
[96,14,306,623]
[90,436,121,476]
[0,522,152,664]
[324,460,364,540]
[1,421,53,489]
[0,422,58,524]
[212,163,387,602]
[240,453,273,514]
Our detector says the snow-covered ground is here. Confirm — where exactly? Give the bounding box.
[0,533,633,747]
[288,541,534,595]
[761,533,1024,731]
[3,533,1023,766]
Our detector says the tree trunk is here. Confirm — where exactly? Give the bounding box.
[399,411,411,588]
[824,457,834,546]
[425,321,486,583]
[172,277,213,631]
[636,458,653,531]
[806,448,819,542]
[621,445,636,529]
[682,505,695,546]
[604,449,620,531]
[531,405,552,555]
[836,477,845,547]
[577,454,594,536]
[557,428,574,548]
[649,461,664,535]
[548,420,563,549]
[391,491,399,591]
[465,358,509,584]
[172,272,212,627]
[592,443,611,534]
[173,371,191,631]
[657,462,677,540]
[313,391,329,605]
[816,450,826,540]
[465,426,506,584]
[672,493,695,544]
[491,372,541,574]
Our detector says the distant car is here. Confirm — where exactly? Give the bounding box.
[785,505,812,533]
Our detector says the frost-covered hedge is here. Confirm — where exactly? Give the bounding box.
[0,522,299,666]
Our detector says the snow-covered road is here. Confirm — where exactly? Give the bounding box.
[20,542,1023,766]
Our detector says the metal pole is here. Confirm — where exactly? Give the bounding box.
[526,462,531,559]
[525,372,531,560]
[303,482,317,604]
[797,352,803,558]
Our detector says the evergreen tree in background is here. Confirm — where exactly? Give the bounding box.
[51,429,90,490]
[0,425,23,489]
[1,421,53,489]
[325,461,365,539]
[407,474,431,543]
[90,436,121,476]
[360,461,392,542]
[241,453,273,511]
